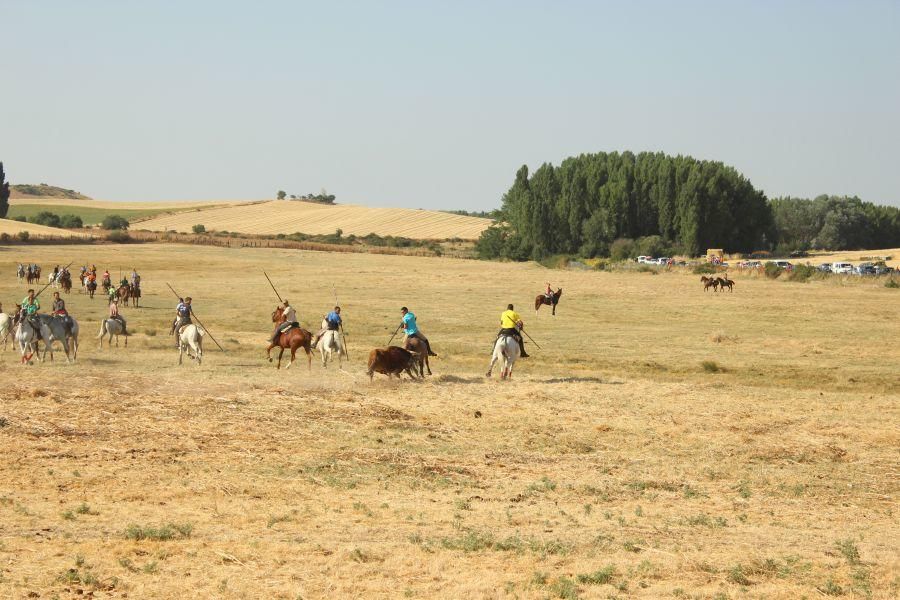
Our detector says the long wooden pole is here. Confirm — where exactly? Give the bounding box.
[165,282,226,352]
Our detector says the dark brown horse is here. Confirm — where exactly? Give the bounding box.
[535,288,563,315]
[267,306,313,370]
[701,276,718,292]
[116,284,131,305]
[404,337,431,377]
[59,272,72,294]
[129,283,141,307]
[717,274,734,292]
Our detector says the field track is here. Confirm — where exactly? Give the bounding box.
[0,244,897,598]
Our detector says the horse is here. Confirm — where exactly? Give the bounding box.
[318,319,345,369]
[486,333,520,379]
[16,264,25,283]
[266,306,313,370]
[178,324,205,365]
[48,272,59,288]
[59,271,73,294]
[86,279,97,299]
[117,285,131,305]
[15,319,42,365]
[404,336,432,377]
[97,319,128,348]
[718,275,734,292]
[129,283,141,307]
[0,313,11,350]
[36,314,75,363]
[701,276,719,292]
[535,288,563,315]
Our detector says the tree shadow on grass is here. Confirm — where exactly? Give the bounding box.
[436,374,484,385]
[539,376,621,384]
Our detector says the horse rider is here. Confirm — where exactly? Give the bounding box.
[52,265,60,281]
[312,306,343,352]
[130,268,139,286]
[399,307,437,356]
[21,289,42,339]
[109,297,128,336]
[119,275,129,289]
[171,297,193,346]
[102,269,111,288]
[497,303,529,358]
[51,291,75,336]
[545,282,554,301]
[107,284,117,302]
[270,299,297,345]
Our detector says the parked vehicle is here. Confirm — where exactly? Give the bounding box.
[656,257,672,265]
[831,262,854,274]
[770,260,793,270]
[817,264,832,273]
[636,256,652,264]
[855,263,877,275]
[874,265,895,275]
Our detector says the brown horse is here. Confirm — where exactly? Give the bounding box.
[535,288,563,315]
[117,285,131,305]
[701,276,719,292]
[267,306,313,370]
[717,275,734,292]
[59,272,72,294]
[404,337,431,377]
[129,284,141,307]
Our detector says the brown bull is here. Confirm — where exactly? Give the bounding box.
[367,346,420,381]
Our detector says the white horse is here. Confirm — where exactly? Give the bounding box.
[318,319,345,368]
[35,315,75,363]
[98,318,128,348]
[0,313,11,350]
[178,324,205,365]
[486,334,520,379]
[16,264,25,283]
[48,271,59,288]
[15,320,45,365]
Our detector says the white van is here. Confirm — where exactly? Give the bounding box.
[832,262,854,274]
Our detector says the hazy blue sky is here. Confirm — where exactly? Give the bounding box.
[2,1,898,209]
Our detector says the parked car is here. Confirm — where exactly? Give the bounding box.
[789,250,809,258]
[636,255,652,264]
[855,263,877,276]
[831,262,854,274]
[770,260,793,270]
[656,257,672,265]
[817,264,832,273]
[874,265,895,275]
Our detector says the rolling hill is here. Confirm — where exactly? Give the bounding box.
[134,200,492,240]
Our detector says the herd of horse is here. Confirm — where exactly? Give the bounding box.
[8,265,564,380]
[701,274,735,292]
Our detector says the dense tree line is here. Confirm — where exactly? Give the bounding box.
[477,152,900,259]
[477,152,775,260]
[770,195,900,252]
[0,162,9,218]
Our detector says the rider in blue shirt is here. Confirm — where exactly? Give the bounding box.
[400,307,436,356]
[313,306,344,351]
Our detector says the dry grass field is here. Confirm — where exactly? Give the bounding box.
[0,244,897,599]
[0,219,89,239]
[135,200,492,240]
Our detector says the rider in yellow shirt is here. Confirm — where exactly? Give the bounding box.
[497,303,528,357]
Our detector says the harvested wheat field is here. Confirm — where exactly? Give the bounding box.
[136,200,492,240]
[0,219,89,238]
[0,244,897,599]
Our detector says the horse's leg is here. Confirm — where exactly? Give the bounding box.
[486,351,498,377]
[286,343,297,369]
[425,353,431,376]
[277,347,284,369]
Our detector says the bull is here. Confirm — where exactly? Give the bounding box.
[367,346,420,381]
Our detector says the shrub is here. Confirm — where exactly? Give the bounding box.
[106,230,131,243]
[788,263,817,282]
[101,215,129,230]
[30,211,61,227]
[693,263,717,274]
[0,233,9,242]
[192,224,206,234]
[12,215,26,222]
[60,214,83,228]
[609,238,636,261]
[764,262,783,279]
[17,231,30,241]
[885,277,899,289]
[701,360,722,373]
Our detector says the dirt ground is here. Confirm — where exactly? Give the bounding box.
[0,244,897,599]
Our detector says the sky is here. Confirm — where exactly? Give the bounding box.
[1,0,898,210]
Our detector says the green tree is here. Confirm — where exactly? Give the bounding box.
[59,214,83,228]
[0,162,10,218]
[192,224,206,233]
[277,190,286,200]
[101,215,130,230]
[31,211,61,227]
